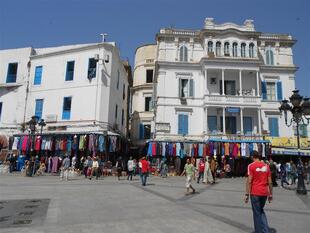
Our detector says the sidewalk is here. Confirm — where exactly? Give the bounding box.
[0,175,309,233]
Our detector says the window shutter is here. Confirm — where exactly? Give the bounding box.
[208,116,217,132]
[183,115,188,135]
[178,114,183,134]
[189,79,194,97]
[269,118,279,137]
[139,124,144,140]
[179,79,182,97]
[277,81,283,101]
[34,66,42,85]
[243,117,253,135]
[261,81,267,100]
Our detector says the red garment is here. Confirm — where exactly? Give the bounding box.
[247,161,271,196]
[199,162,205,172]
[194,144,198,157]
[172,144,176,157]
[35,136,41,151]
[206,144,211,156]
[141,159,149,173]
[152,143,156,156]
[232,143,239,158]
[22,135,29,152]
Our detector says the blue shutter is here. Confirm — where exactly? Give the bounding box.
[183,114,188,135]
[62,97,72,120]
[35,99,43,120]
[208,116,217,133]
[261,81,267,100]
[34,66,42,85]
[243,117,253,135]
[139,124,144,139]
[178,114,183,134]
[277,81,283,101]
[269,118,279,137]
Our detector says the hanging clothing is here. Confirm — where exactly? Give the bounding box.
[98,135,105,152]
[79,135,86,150]
[152,143,156,156]
[147,143,152,156]
[51,156,59,173]
[162,142,166,157]
[241,143,247,157]
[21,135,29,152]
[224,143,230,156]
[198,144,203,157]
[262,143,266,158]
[176,143,181,157]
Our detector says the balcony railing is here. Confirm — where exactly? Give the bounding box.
[205,94,261,105]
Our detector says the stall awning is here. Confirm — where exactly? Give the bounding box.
[272,148,310,156]
[208,138,270,143]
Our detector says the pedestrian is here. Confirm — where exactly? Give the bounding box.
[280,161,289,187]
[60,155,70,181]
[244,150,272,233]
[181,158,196,194]
[203,157,214,183]
[210,157,217,184]
[269,159,278,187]
[116,157,123,181]
[140,156,149,186]
[197,158,205,183]
[160,159,168,178]
[90,157,99,180]
[290,161,297,185]
[127,156,134,181]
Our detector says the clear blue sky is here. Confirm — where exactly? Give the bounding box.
[1,0,309,96]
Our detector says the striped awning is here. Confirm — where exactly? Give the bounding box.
[272,147,310,156]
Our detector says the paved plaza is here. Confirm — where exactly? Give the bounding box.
[0,174,309,233]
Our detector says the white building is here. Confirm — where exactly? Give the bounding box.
[130,44,156,145]
[0,42,130,138]
[132,18,307,144]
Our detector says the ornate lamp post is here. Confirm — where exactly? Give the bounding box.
[38,119,46,135]
[279,90,310,195]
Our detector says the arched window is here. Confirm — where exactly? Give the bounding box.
[179,45,188,62]
[241,43,246,57]
[224,42,230,56]
[232,42,238,57]
[266,48,274,65]
[208,41,213,53]
[216,42,221,56]
[249,43,255,58]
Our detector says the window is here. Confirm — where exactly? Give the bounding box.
[115,104,118,120]
[232,43,238,57]
[35,99,43,120]
[207,41,213,53]
[224,42,230,56]
[116,70,120,90]
[269,118,279,137]
[88,58,97,79]
[179,45,188,62]
[220,80,236,95]
[0,102,2,121]
[62,97,72,120]
[178,114,188,135]
[179,79,194,98]
[122,84,125,100]
[146,69,153,83]
[216,42,221,56]
[241,43,246,57]
[33,66,43,85]
[266,48,274,65]
[121,109,124,126]
[143,124,151,139]
[6,63,18,83]
[266,82,276,101]
[208,116,217,133]
[249,43,255,58]
[145,97,152,111]
[65,61,75,81]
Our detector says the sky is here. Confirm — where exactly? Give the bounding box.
[1,0,309,96]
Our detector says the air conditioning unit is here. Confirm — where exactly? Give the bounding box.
[45,114,57,123]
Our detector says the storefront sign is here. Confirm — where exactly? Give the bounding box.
[265,136,310,149]
[226,107,240,113]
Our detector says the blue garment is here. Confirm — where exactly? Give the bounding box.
[66,138,72,152]
[147,143,152,156]
[176,143,181,157]
[249,143,254,155]
[250,196,270,233]
[198,144,203,157]
[168,143,173,156]
[98,135,105,152]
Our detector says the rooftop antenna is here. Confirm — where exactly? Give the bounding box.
[100,33,108,42]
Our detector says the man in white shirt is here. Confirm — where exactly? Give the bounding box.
[91,157,99,180]
[127,157,134,181]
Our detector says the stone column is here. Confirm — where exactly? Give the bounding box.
[222,69,225,95]
[205,69,208,94]
[240,108,244,134]
[239,69,242,96]
[257,109,262,135]
[204,107,208,134]
[256,71,260,97]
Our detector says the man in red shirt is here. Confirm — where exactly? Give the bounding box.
[245,151,273,233]
[140,157,149,186]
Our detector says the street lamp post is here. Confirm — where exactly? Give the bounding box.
[279,90,310,195]
[38,119,46,157]
[28,116,39,176]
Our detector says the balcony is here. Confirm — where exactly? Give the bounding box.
[205,94,261,106]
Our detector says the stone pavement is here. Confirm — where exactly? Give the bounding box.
[0,174,309,233]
